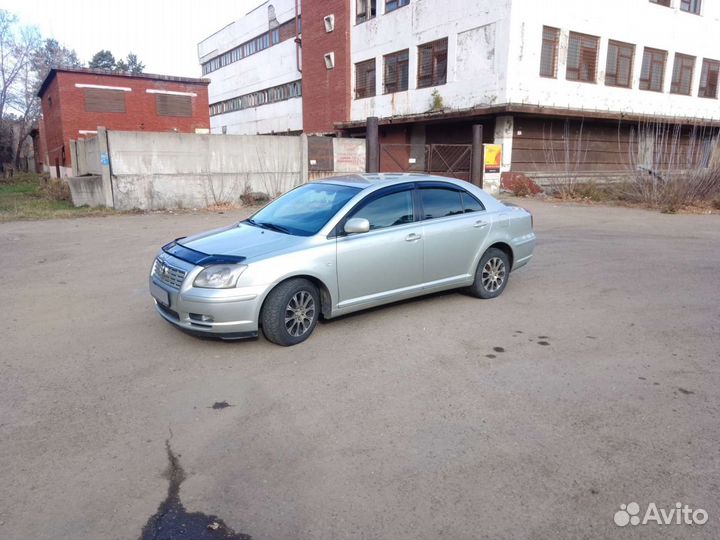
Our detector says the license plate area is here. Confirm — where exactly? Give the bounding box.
[150,281,170,307]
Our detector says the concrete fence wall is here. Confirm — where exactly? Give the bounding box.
[69,130,366,210]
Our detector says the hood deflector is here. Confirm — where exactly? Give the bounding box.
[162,239,247,266]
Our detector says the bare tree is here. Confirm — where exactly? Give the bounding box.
[626,119,720,210]
[541,119,590,199]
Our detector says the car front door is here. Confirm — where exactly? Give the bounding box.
[335,185,424,308]
[418,183,492,285]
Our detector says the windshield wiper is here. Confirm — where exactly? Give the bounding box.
[243,218,291,234]
[256,221,291,234]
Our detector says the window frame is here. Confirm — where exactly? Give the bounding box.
[355,58,377,99]
[416,182,486,221]
[639,47,668,92]
[698,58,720,99]
[565,31,600,84]
[680,0,702,14]
[417,38,448,89]
[383,49,409,94]
[670,52,696,95]
[385,0,410,13]
[334,183,417,237]
[604,40,635,88]
[356,0,376,24]
[539,26,560,79]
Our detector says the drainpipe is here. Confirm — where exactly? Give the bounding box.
[295,0,302,73]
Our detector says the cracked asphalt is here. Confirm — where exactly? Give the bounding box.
[1,199,718,540]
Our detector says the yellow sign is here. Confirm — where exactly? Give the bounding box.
[483,144,502,174]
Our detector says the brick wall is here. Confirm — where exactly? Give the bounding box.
[39,71,210,173]
[301,0,352,134]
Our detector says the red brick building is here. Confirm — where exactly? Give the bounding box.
[37,67,210,178]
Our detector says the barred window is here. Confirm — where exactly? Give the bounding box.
[699,58,720,99]
[670,53,695,95]
[680,0,701,14]
[566,32,599,83]
[355,59,376,99]
[356,0,376,23]
[156,94,192,117]
[84,89,126,113]
[383,49,409,94]
[385,0,409,13]
[605,40,635,88]
[417,38,448,89]
[539,26,560,78]
[639,48,667,92]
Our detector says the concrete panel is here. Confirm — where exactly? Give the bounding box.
[67,175,106,207]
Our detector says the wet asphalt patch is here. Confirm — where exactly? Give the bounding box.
[139,440,250,540]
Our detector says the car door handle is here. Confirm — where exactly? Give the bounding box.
[405,233,422,242]
[474,220,488,228]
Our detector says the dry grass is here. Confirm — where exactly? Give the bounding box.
[0,173,116,222]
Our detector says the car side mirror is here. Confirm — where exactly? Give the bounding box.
[344,217,370,234]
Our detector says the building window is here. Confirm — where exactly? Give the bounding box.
[385,0,409,13]
[417,38,448,89]
[539,26,560,78]
[680,0,701,14]
[566,32,599,83]
[383,49,409,94]
[209,80,302,116]
[670,53,695,95]
[355,59,376,99]
[649,0,671,6]
[699,58,720,98]
[605,40,635,88]
[156,94,192,117]
[84,88,126,113]
[356,0,376,23]
[639,48,667,92]
[201,18,298,75]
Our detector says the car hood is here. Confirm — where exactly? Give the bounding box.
[173,223,307,262]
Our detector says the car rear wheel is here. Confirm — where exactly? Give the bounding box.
[469,247,510,299]
[261,278,319,346]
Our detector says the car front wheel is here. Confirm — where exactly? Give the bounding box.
[261,278,320,346]
[469,247,510,299]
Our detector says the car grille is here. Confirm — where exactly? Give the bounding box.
[153,258,187,289]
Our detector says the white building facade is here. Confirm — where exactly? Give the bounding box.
[201,0,720,179]
[197,0,302,135]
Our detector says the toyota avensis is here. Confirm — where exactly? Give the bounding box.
[149,173,536,346]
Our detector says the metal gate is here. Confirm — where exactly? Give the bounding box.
[380,143,473,181]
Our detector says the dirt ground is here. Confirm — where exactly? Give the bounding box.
[1,199,718,539]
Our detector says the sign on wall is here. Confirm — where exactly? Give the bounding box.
[483,144,502,174]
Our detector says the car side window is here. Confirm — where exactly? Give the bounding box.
[352,190,414,230]
[461,192,485,213]
[420,188,464,220]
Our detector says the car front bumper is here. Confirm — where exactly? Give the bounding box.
[148,254,268,339]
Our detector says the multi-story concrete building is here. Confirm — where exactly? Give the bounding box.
[37,68,210,178]
[201,0,720,182]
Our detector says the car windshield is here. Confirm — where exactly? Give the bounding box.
[247,183,361,236]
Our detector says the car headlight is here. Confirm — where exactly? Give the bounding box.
[193,264,247,289]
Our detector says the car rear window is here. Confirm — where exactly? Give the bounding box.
[420,188,464,220]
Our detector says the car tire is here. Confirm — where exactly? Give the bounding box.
[469,247,510,299]
[261,278,320,346]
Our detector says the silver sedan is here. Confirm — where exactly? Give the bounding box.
[149,173,536,346]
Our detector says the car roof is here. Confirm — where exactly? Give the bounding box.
[315,173,471,189]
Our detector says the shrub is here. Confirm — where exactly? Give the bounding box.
[40,180,71,203]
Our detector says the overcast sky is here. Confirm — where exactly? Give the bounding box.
[3,0,266,78]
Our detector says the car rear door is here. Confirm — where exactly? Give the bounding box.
[418,183,491,285]
[335,184,424,307]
